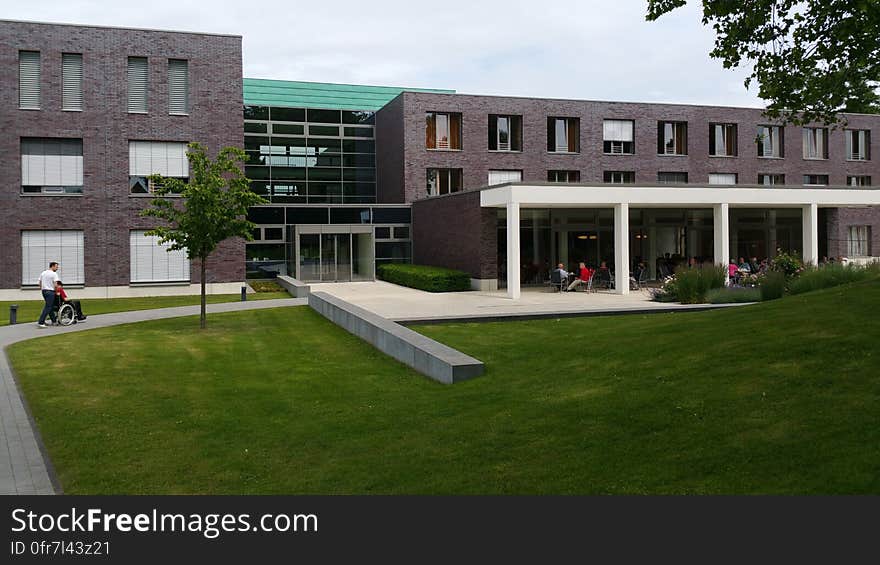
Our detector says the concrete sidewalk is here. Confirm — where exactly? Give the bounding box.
[0,297,306,495]
[310,281,744,323]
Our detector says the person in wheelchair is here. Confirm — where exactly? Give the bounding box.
[53,280,87,325]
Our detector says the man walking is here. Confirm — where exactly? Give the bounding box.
[37,262,60,328]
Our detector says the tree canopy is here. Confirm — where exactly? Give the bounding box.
[646,0,880,125]
[142,142,267,328]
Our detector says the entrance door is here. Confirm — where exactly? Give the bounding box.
[297,226,374,282]
[320,233,352,282]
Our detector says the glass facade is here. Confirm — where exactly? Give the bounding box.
[496,207,806,286]
[246,205,411,281]
[244,105,376,204]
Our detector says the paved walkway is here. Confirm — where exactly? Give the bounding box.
[311,281,744,323]
[0,297,306,495]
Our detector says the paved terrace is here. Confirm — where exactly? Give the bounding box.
[310,281,741,323]
[0,297,306,495]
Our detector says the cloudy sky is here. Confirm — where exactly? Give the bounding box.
[4,0,764,107]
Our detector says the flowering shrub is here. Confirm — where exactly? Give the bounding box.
[769,250,805,279]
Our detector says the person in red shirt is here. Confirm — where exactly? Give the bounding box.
[566,262,593,291]
[55,281,87,322]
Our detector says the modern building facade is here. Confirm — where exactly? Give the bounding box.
[3,19,879,300]
[0,20,244,299]
[241,79,451,282]
[374,92,880,292]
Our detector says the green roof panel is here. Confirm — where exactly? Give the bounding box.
[243,78,454,111]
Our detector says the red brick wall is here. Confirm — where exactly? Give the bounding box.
[0,21,244,288]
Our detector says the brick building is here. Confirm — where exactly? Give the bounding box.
[0,20,243,299]
[2,19,879,299]
[374,92,880,292]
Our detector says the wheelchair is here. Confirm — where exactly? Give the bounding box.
[50,296,79,326]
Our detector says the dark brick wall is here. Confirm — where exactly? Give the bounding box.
[375,93,405,204]
[825,208,880,259]
[0,20,243,289]
[384,91,880,204]
[412,190,497,279]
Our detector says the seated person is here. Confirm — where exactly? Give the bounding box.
[55,281,87,322]
[738,257,751,274]
[566,262,593,291]
[595,261,612,288]
[550,263,569,290]
[728,260,739,283]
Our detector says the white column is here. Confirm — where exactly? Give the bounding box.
[802,203,819,266]
[506,201,521,299]
[614,203,630,295]
[714,203,730,285]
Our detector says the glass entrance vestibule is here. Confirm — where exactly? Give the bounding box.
[497,207,806,286]
[296,226,374,282]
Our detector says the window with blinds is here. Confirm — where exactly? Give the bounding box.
[708,173,737,185]
[130,230,190,283]
[62,53,83,111]
[19,50,41,109]
[168,59,189,115]
[129,141,189,193]
[21,138,84,194]
[128,57,148,113]
[21,230,84,286]
[847,225,871,257]
[488,170,522,185]
[603,120,634,154]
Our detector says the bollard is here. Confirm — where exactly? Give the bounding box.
[240,286,247,302]
[9,304,18,325]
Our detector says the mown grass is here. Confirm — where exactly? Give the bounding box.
[0,292,290,326]
[8,280,880,494]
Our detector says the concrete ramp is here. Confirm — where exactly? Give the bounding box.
[308,292,484,384]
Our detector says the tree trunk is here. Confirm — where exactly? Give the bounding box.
[200,257,207,329]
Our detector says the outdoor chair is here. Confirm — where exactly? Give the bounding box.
[548,270,566,292]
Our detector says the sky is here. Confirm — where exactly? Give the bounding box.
[3,0,765,108]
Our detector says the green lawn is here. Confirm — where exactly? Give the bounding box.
[0,292,290,326]
[7,281,880,494]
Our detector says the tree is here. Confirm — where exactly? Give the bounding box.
[646,0,880,125]
[142,142,267,329]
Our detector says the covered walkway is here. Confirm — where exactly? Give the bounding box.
[483,184,880,299]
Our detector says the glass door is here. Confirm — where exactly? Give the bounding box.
[297,227,373,282]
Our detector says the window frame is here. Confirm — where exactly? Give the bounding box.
[547,117,580,153]
[758,174,785,186]
[802,127,829,160]
[488,114,522,152]
[602,119,635,155]
[757,125,784,158]
[845,129,870,161]
[847,225,871,257]
[19,50,41,110]
[426,168,463,196]
[547,170,580,183]
[709,123,737,157]
[657,121,688,155]
[426,112,462,150]
[603,171,635,184]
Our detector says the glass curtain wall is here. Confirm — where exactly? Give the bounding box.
[244,106,376,204]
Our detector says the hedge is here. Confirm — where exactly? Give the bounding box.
[377,263,471,292]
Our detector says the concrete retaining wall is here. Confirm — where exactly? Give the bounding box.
[308,291,484,384]
[276,276,311,298]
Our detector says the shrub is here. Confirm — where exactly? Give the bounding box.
[706,287,761,304]
[789,263,880,295]
[671,265,727,304]
[760,270,786,301]
[377,263,471,292]
[770,250,805,279]
[249,280,284,293]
